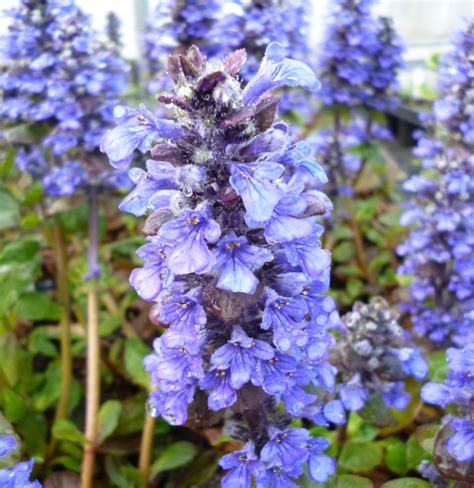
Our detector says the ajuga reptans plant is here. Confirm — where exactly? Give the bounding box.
[1,0,130,197]
[103,43,340,486]
[398,141,474,345]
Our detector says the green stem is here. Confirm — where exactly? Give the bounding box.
[139,413,155,486]
[81,188,101,488]
[53,219,73,422]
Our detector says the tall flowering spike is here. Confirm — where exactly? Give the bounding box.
[433,19,474,146]
[317,0,404,110]
[234,0,313,79]
[0,0,130,196]
[422,344,474,467]
[143,0,242,93]
[104,44,337,486]
[330,297,428,415]
[397,140,474,345]
[0,433,41,487]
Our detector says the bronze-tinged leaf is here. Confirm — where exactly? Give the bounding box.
[203,280,262,323]
[167,54,184,83]
[220,106,255,129]
[186,45,206,70]
[150,143,184,164]
[223,48,247,75]
[157,94,193,112]
[197,71,226,93]
[254,94,280,132]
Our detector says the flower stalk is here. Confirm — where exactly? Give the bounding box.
[81,187,101,488]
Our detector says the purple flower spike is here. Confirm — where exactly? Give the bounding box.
[104,45,337,488]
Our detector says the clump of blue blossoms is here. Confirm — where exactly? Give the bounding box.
[1,0,130,197]
[422,344,474,466]
[397,141,474,345]
[432,19,474,146]
[103,43,339,486]
[317,0,403,110]
[0,433,41,487]
[330,297,427,417]
[314,0,404,194]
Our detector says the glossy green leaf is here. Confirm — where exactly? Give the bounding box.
[150,441,197,476]
[125,338,150,388]
[339,441,383,473]
[381,479,431,488]
[385,437,408,475]
[16,291,63,321]
[52,419,84,444]
[98,400,122,444]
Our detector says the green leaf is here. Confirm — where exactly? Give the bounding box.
[427,351,448,382]
[125,338,150,388]
[17,412,47,457]
[406,434,430,470]
[332,242,355,263]
[52,419,84,444]
[0,147,15,177]
[21,181,43,207]
[98,400,122,444]
[414,424,438,454]
[0,238,40,264]
[338,442,383,473]
[381,479,431,488]
[336,475,374,488]
[150,441,197,476]
[0,388,28,422]
[0,333,21,386]
[347,413,379,443]
[358,394,396,428]
[0,186,20,230]
[16,291,63,321]
[28,327,58,357]
[384,437,408,475]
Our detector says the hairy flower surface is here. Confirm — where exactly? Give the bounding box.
[331,297,427,414]
[0,434,41,487]
[1,0,130,196]
[103,43,337,486]
[398,139,474,345]
[422,343,474,463]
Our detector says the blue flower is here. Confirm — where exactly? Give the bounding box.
[200,368,237,411]
[102,105,187,169]
[243,42,320,106]
[260,428,309,470]
[158,209,221,275]
[213,233,273,294]
[211,325,274,389]
[229,161,284,223]
[307,437,336,483]
[0,435,16,457]
[129,240,173,301]
[219,442,265,488]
